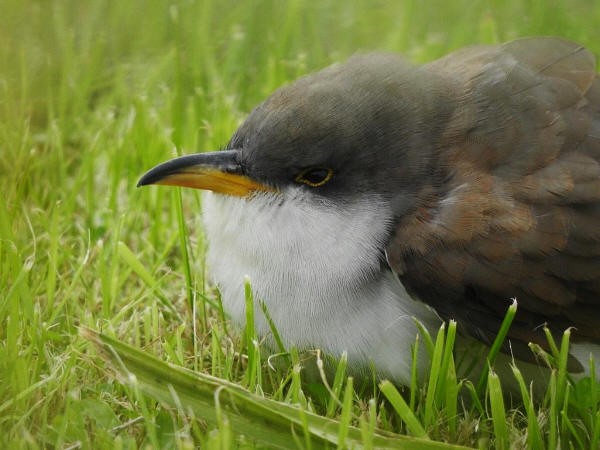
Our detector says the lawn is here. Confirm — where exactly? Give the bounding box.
[2,0,600,448]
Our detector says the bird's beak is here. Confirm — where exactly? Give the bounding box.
[137,150,272,197]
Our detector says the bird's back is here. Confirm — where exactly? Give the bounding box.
[387,37,600,369]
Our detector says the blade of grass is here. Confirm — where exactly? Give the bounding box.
[116,241,177,316]
[445,358,460,441]
[437,320,457,405]
[510,364,543,450]
[359,398,377,450]
[561,408,584,450]
[336,377,354,449]
[409,334,420,412]
[173,188,196,319]
[476,300,517,396]
[414,319,435,358]
[463,381,484,417]
[424,323,445,429]
[542,327,560,362]
[547,371,558,450]
[243,277,261,390]
[590,356,600,449]
[560,384,583,448]
[259,300,287,355]
[83,328,469,449]
[556,328,571,412]
[322,351,347,417]
[379,380,428,439]
[487,369,508,450]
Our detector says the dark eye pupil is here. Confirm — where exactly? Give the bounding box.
[303,169,329,184]
[295,167,333,187]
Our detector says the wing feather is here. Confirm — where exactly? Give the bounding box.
[387,38,600,367]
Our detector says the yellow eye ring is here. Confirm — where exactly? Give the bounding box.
[295,167,334,187]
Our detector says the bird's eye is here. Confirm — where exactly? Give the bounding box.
[295,167,333,187]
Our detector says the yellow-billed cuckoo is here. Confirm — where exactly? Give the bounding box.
[138,37,600,384]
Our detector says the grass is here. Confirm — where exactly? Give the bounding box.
[2,0,600,448]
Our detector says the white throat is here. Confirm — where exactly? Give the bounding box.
[202,189,441,384]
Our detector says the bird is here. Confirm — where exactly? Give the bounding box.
[138,37,600,385]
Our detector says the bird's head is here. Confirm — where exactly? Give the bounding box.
[138,53,453,213]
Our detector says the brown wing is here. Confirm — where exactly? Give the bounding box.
[386,38,600,369]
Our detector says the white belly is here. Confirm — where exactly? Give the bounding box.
[202,190,441,384]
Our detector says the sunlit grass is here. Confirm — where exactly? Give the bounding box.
[2,0,600,447]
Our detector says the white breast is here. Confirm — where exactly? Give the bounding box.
[202,189,441,384]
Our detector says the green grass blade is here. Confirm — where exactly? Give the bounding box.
[476,300,517,396]
[487,369,508,450]
[83,329,470,450]
[445,358,460,441]
[424,323,445,429]
[359,398,377,450]
[510,364,543,450]
[409,334,420,412]
[547,371,558,450]
[556,328,571,412]
[173,188,195,316]
[243,277,261,390]
[561,408,584,450]
[324,351,347,418]
[259,300,287,355]
[414,319,435,358]
[560,384,583,448]
[336,377,354,449]
[437,320,457,405]
[380,380,428,439]
[590,356,600,449]
[116,241,178,316]
[542,327,560,362]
